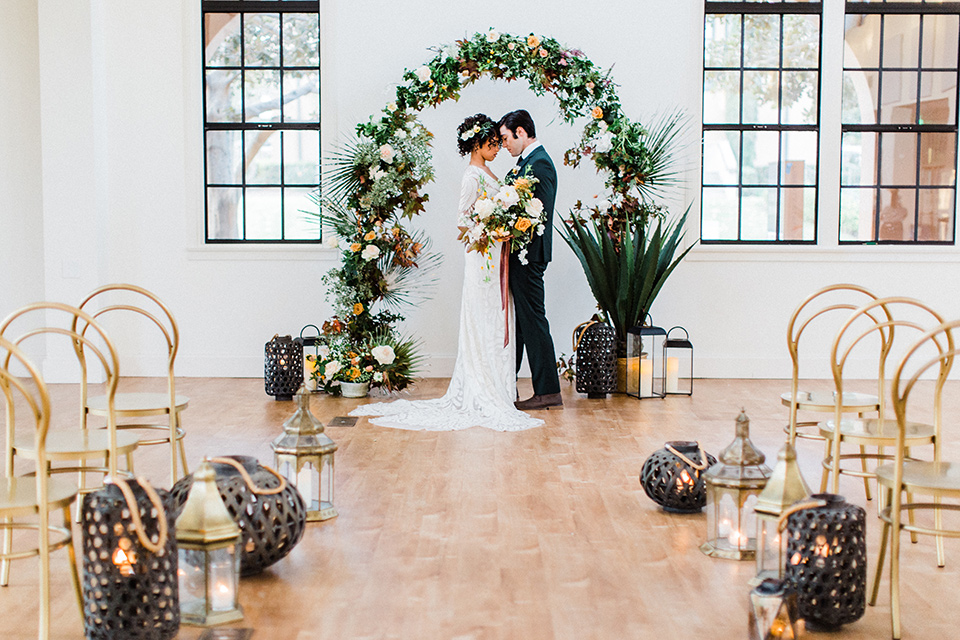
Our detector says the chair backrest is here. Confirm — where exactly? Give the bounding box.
[0,336,51,484]
[0,302,122,475]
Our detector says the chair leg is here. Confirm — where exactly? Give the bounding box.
[38,504,51,640]
[820,438,832,493]
[0,515,11,586]
[935,495,945,567]
[860,444,872,501]
[126,451,135,475]
[890,496,903,640]
[170,413,178,484]
[178,432,189,478]
[871,516,890,606]
[63,507,83,620]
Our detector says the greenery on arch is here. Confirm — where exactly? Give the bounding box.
[314,29,684,392]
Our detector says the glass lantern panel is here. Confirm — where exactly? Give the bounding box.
[741,493,759,550]
[756,515,783,580]
[178,548,208,618]
[298,461,321,509]
[208,544,240,612]
[320,454,334,505]
[706,485,719,545]
[719,491,741,549]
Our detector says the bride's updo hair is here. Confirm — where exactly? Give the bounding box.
[456,113,500,156]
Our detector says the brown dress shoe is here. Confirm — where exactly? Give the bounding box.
[514,392,563,410]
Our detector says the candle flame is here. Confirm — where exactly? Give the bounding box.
[813,534,830,558]
[217,583,230,594]
[112,547,136,576]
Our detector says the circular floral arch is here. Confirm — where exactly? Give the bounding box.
[316,29,680,392]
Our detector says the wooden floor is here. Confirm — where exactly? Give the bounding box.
[3,377,960,639]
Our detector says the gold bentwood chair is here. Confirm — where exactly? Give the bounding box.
[0,338,84,640]
[0,303,138,505]
[782,284,889,448]
[77,284,189,483]
[820,297,945,504]
[870,319,958,639]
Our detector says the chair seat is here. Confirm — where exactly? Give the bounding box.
[780,390,879,413]
[87,392,189,416]
[14,430,139,460]
[876,461,960,496]
[819,418,935,445]
[0,477,78,517]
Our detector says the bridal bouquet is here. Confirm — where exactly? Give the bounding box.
[457,168,545,264]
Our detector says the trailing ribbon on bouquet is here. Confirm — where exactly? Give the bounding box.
[500,243,510,348]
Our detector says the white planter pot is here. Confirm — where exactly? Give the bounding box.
[340,381,370,398]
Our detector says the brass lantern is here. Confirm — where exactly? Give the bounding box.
[175,459,243,626]
[272,385,338,521]
[753,442,810,583]
[700,410,771,560]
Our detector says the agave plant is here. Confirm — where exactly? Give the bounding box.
[559,205,694,356]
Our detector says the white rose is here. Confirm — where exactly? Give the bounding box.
[324,360,342,379]
[469,226,484,242]
[361,244,381,261]
[474,198,497,220]
[395,129,407,139]
[318,345,331,359]
[595,131,614,153]
[442,43,459,59]
[379,144,395,164]
[494,185,520,208]
[374,169,387,181]
[536,224,545,236]
[486,30,500,43]
[597,199,612,212]
[325,236,339,249]
[415,65,431,83]
[386,101,398,112]
[525,198,544,217]
[371,345,396,365]
[518,248,529,265]
[373,372,384,382]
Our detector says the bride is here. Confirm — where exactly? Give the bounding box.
[350,114,543,432]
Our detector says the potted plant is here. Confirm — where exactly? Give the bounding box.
[308,328,423,397]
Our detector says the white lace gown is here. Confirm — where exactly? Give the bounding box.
[349,165,543,432]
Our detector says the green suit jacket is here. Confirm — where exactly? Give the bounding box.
[515,145,557,263]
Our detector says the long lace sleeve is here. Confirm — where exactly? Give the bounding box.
[458,171,481,216]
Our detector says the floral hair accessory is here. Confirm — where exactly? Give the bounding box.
[460,120,493,142]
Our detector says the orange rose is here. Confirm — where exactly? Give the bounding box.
[515,217,533,233]
[591,106,604,120]
[353,303,364,315]
[350,243,362,252]
[527,34,540,48]
[364,231,376,241]
[513,178,531,192]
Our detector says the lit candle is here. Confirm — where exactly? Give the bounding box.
[627,357,640,395]
[675,468,693,492]
[666,357,680,393]
[640,358,653,397]
[211,581,234,611]
[304,356,318,391]
[297,465,314,506]
[112,541,137,577]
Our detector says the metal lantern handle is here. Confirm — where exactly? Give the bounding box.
[209,456,288,495]
[666,326,690,341]
[108,476,169,554]
[776,498,829,533]
[665,442,710,471]
[299,324,321,341]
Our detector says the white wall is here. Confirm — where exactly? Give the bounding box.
[3,0,959,382]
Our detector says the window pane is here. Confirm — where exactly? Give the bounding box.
[744,15,781,68]
[783,14,820,68]
[845,14,881,68]
[741,187,777,240]
[842,70,879,124]
[244,14,280,67]
[782,131,818,185]
[205,14,241,67]
[244,70,281,122]
[781,70,818,124]
[245,188,282,239]
[780,187,816,240]
[919,189,955,241]
[282,14,320,67]
[282,71,320,122]
[918,78,956,123]
[704,70,741,123]
[742,130,779,185]
[208,187,243,240]
[878,188,915,240]
[246,130,281,184]
[882,15,920,68]
[841,131,879,186]
[924,15,959,68]
[206,70,242,122]
[880,132,918,185]
[206,131,242,185]
[284,188,320,240]
[742,70,779,124]
[920,132,957,185]
[840,188,877,242]
[701,187,739,240]
[880,71,918,124]
[703,130,740,184]
[283,130,320,184]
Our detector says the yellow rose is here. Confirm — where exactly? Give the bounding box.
[527,35,540,48]
[513,178,531,192]
[350,242,362,252]
[353,303,364,315]
[364,231,376,241]
[515,217,533,233]
[591,106,604,120]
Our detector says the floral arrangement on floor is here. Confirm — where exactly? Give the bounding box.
[457,168,544,264]
[316,29,684,390]
[308,327,424,396]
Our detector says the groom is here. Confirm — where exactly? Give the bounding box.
[498,110,562,410]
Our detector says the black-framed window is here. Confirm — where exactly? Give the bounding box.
[841,1,959,244]
[203,1,320,243]
[702,1,822,244]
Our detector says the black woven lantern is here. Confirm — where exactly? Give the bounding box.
[573,320,616,398]
[81,478,178,640]
[783,493,866,630]
[264,334,303,401]
[172,455,307,576]
[640,441,717,513]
